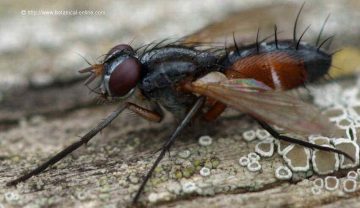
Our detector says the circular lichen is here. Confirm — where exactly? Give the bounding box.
[239,156,250,167]
[175,170,183,179]
[204,160,213,169]
[343,178,357,193]
[324,176,339,191]
[198,135,213,146]
[211,157,220,168]
[182,181,197,194]
[182,166,195,178]
[193,159,202,168]
[200,167,211,177]
[275,166,292,180]
[347,170,358,179]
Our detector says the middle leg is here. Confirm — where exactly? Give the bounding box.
[132,96,205,204]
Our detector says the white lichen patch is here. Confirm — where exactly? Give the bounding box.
[333,138,360,169]
[239,156,250,167]
[255,129,271,140]
[324,176,339,191]
[348,105,360,122]
[342,87,359,104]
[312,178,324,188]
[242,130,256,142]
[128,174,140,184]
[283,145,311,172]
[336,118,354,129]
[247,161,261,172]
[311,145,339,175]
[182,181,197,194]
[275,133,306,156]
[200,167,211,177]
[354,126,360,142]
[255,140,274,157]
[309,136,331,145]
[247,152,260,161]
[274,166,292,180]
[343,178,357,193]
[347,170,358,180]
[275,140,293,155]
[198,135,213,146]
[322,106,347,122]
[166,181,182,195]
[76,191,88,201]
[311,83,344,107]
[178,149,191,159]
[4,192,20,203]
[311,186,322,195]
[148,192,171,203]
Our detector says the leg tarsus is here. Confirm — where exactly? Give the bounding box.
[254,118,355,162]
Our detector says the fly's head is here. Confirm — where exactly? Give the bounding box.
[79,44,142,101]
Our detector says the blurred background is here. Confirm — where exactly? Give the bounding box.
[0,0,360,128]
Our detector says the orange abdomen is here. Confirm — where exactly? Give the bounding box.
[225,51,307,90]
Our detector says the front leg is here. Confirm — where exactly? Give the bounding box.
[126,102,163,122]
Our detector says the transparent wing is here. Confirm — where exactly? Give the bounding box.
[191,78,335,136]
[182,3,298,47]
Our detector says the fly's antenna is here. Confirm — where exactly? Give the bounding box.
[85,83,102,96]
[256,27,260,53]
[274,24,279,49]
[315,14,331,47]
[96,54,108,62]
[232,32,240,55]
[84,74,97,86]
[318,35,335,51]
[75,52,93,66]
[293,2,306,44]
[296,25,311,50]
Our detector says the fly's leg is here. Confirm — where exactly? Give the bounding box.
[132,96,205,204]
[254,118,355,162]
[126,102,163,122]
[6,104,127,186]
[6,102,163,187]
[203,102,227,121]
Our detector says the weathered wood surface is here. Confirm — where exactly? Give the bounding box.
[1,1,360,207]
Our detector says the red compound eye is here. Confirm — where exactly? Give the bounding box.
[108,57,141,97]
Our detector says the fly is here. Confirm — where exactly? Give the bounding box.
[6,3,354,205]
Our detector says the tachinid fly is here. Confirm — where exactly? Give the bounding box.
[6,3,354,205]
